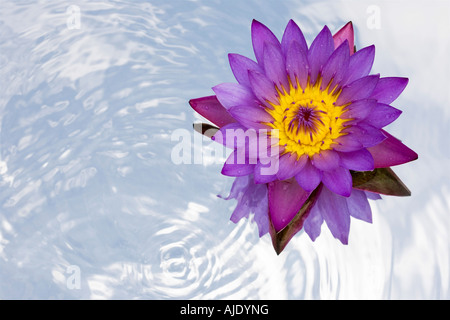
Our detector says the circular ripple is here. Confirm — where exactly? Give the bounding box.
[148,218,220,299]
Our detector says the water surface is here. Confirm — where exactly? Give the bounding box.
[0,0,449,299]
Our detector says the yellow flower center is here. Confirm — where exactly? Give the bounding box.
[266,78,351,159]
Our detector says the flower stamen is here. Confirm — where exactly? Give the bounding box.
[266,77,351,158]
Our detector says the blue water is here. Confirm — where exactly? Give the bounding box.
[0,0,449,299]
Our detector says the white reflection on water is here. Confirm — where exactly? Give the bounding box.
[0,0,449,299]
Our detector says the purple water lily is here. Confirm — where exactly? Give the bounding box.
[189,20,418,254]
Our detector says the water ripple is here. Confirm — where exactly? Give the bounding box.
[1,0,449,300]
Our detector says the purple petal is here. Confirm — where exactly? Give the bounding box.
[212,122,247,148]
[322,167,352,197]
[189,95,236,128]
[276,153,307,180]
[303,200,324,241]
[365,191,382,200]
[343,123,386,148]
[332,21,355,55]
[268,178,311,232]
[341,99,377,120]
[215,127,259,165]
[221,150,255,176]
[228,53,264,87]
[263,42,289,92]
[364,103,402,128]
[212,82,259,110]
[247,130,281,163]
[251,19,281,69]
[367,129,418,168]
[227,175,270,237]
[336,75,380,106]
[229,190,252,221]
[341,45,375,86]
[254,160,279,184]
[281,19,308,57]
[346,189,372,223]
[252,195,270,237]
[295,158,322,192]
[339,149,374,171]
[286,40,309,89]
[317,186,350,244]
[320,40,350,91]
[307,26,334,86]
[369,77,409,104]
[311,149,340,171]
[332,134,363,152]
[220,175,249,200]
[228,105,274,130]
[248,69,279,106]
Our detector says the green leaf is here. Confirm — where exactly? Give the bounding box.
[351,167,411,196]
[192,123,219,138]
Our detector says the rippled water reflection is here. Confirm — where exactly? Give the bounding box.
[0,0,449,299]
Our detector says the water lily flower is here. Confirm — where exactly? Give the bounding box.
[189,20,418,254]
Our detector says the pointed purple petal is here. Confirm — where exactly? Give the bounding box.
[215,126,259,165]
[251,19,281,69]
[332,134,363,152]
[220,175,249,200]
[227,175,270,237]
[212,82,259,110]
[320,40,350,91]
[318,186,350,244]
[228,53,264,87]
[212,122,247,148]
[263,42,289,92]
[286,40,309,89]
[303,201,324,241]
[341,99,377,120]
[229,193,251,221]
[248,69,279,106]
[370,77,409,104]
[311,149,340,171]
[189,95,236,128]
[332,21,355,54]
[221,150,255,176]
[252,195,270,237]
[268,178,310,232]
[322,167,352,197]
[254,160,279,184]
[276,153,307,180]
[336,75,380,106]
[339,148,374,171]
[228,105,274,130]
[346,189,372,223]
[364,103,402,128]
[343,123,386,148]
[295,158,323,192]
[341,45,375,86]
[281,19,308,57]
[367,130,418,168]
[307,26,334,86]
[365,191,382,200]
[247,130,281,163]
